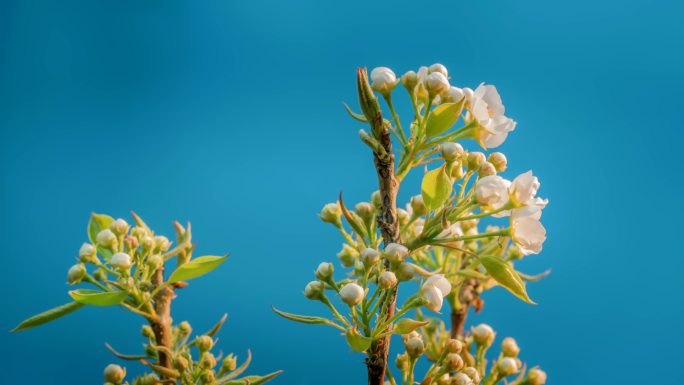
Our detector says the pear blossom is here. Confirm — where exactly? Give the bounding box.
[498,357,520,376]
[304,281,324,300]
[79,243,95,258]
[339,283,365,306]
[426,72,450,95]
[447,86,465,103]
[428,63,448,78]
[472,323,495,346]
[384,243,409,263]
[110,252,132,269]
[421,274,451,312]
[370,67,399,94]
[510,171,541,207]
[424,274,452,296]
[96,229,117,248]
[474,175,510,209]
[467,83,516,149]
[315,262,334,280]
[511,216,546,255]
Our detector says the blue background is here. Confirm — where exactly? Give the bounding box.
[1,1,682,384]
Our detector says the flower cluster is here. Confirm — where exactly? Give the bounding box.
[14,213,280,385]
[277,63,550,385]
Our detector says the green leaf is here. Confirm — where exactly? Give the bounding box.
[343,102,368,122]
[88,213,114,243]
[272,306,336,326]
[426,100,465,137]
[480,256,535,304]
[219,370,283,385]
[11,301,85,332]
[393,318,430,335]
[167,255,228,284]
[69,289,128,306]
[345,328,372,352]
[421,165,453,210]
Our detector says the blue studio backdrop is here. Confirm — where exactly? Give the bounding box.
[1,1,683,384]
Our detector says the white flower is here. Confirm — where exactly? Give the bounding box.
[339,283,365,306]
[384,243,409,263]
[110,252,132,269]
[421,274,451,312]
[510,171,540,206]
[468,83,516,149]
[428,63,449,78]
[424,274,452,296]
[426,72,450,95]
[511,216,546,255]
[474,175,510,209]
[370,67,399,94]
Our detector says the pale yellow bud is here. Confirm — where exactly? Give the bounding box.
[501,337,520,357]
[488,152,507,172]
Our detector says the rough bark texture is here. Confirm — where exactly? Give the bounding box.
[450,306,468,338]
[150,266,174,377]
[357,68,400,385]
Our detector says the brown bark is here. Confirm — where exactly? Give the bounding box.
[357,68,400,385]
[450,306,468,338]
[149,266,174,377]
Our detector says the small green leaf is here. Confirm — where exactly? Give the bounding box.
[88,213,114,243]
[219,370,283,385]
[272,306,335,325]
[167,255,228,284]
[343,102,368,122]
[11,301,85,332]
[393,318,430,335]
[426,100,465,137]
[69,289,128,306]
[480,256,535,304]
[345,328,372,352]
[421,165,453,210]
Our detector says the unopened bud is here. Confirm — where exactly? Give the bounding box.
[337,244,359,267]
[445,353,464,371]
[174,356,189,370]
[506,245,523,261]
[397,208,410,226]
[93,268,107,281]
[67,264,86,284]
[123,234,138,250]
[428,63,448,78]
[141,235,154,251]
[447,86,465,102]
[441,142,464,162]
[467,152,486,171]
[526,368,547,385]
[451,164,465,180]
[79,243,97,263]
[141,325,154,338]
[195,335,213,352]
[384,243,409,263]
[410,195,427,217]
[221,354,237,372]
[497,357,519,376]
[396,262,415,281]
[371,190,382,209]
[110,252,132,270]
[360,248,381,268]
[488,152,507,172]
[178,321,192,335]
[140,373,159,385]
[426,72,450,96]
[446,339,463,353]
[370,67,399,95]
[453,373,472,385]
[463,367,481,384]
[147,254,163,271]
[404,337,424,358]
[200,370,215,384]
[304,281,324,300]
[103,364,125,384]
[339,283,365,306]
[315,262,334,280]
[396,352,409,371]
[110,218,130,235]
[472,324,495,347]
[320,203,342,225]
[200,352,217,369]
[501,337,520,357]
[96,229,117,249]
[355,202,374,222]
[401,71,418,90]
[154,236,170,252]
[378,271,398,289]
[478,161,497,176]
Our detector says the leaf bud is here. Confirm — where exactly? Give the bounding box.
[446,338,463,354]
[472,323,495,347]
[467,152,486,171]
[147,254,163,271]
[526,368,547,385]
[371,190,382,209]
[355,202,374,223]
[445,353,464,371]
[384,243,409,263]
[478,161,497,177]
[103,364,126,384]
[96,229,117,250]
[303,281,324,300]
[337,244,359,267]
[360,248,381,268]
[110,252,132,270]
[501,337,520,357]
[409,195,427,217]
[110,218,130,236]
[320,202,342,225]
[79,243,98,263]
[315,262,334,281]
[200,352,217,369]
[401,70,418,90]
[441,142,464,162]
[154,236,171,252]
[67,263,86,284]
[396,262,415,281]
[195,335,214,352]
[378,271,398,289]
[339,283,365,306]
[488,152,507,172]
[426,72,450,96]
[497,357,519,376]
[404,336,424,358]
[178,321,192,335]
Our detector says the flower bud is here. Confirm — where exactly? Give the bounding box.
[426,72,450,96]
[93,268,107,281]
[384,243,409,263]
[497,357,519,376]
[378,271,398,289]
[103,364,125,384]
[154,236,171,252]
[445,353,464,371]
[178,321,192,335]
[436,373,451,385]
[488,152,507,172]
[96,229,117,249]
[222,354,238,372]
[140,373,159,385]
[428,63,448,78]
[404,336,424,358]
[141,235,155,251]
[79,243,97,263]
[67,264,86,284]
[304,281,324,300]
[446,338,463,353]
[472,324,495,347]
[370,67,399,95]
[410,195,427,217]
[401,71,418,90]
[396,352,409,371]
[123,234,138,250]
[355,202,374,222]
[195,335,214,352]
[337,244,359,267]
[110,218,130,235]
[110,252,132,270]
[451,164,465,180]
[441,142,464,162]
[467,152,486,171]
[453,373,472,385]
[396,262,415,281]
[371,190,382,209]
[463,367,480,384]
[447,86,465,102]
[147,254,163,271]
[200,352,217,369]
[315,262,334,281]
[360,248,381,268]
[501,337,520,357]
[320,202,342,225]
[200,370,216,384]
[478,161,497,177]
[526,368,547,385]
[339,283,365,306]
[174,355,189,370]
[141,325,154,338]
[506,245,523,261]
[397,208,410,226]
